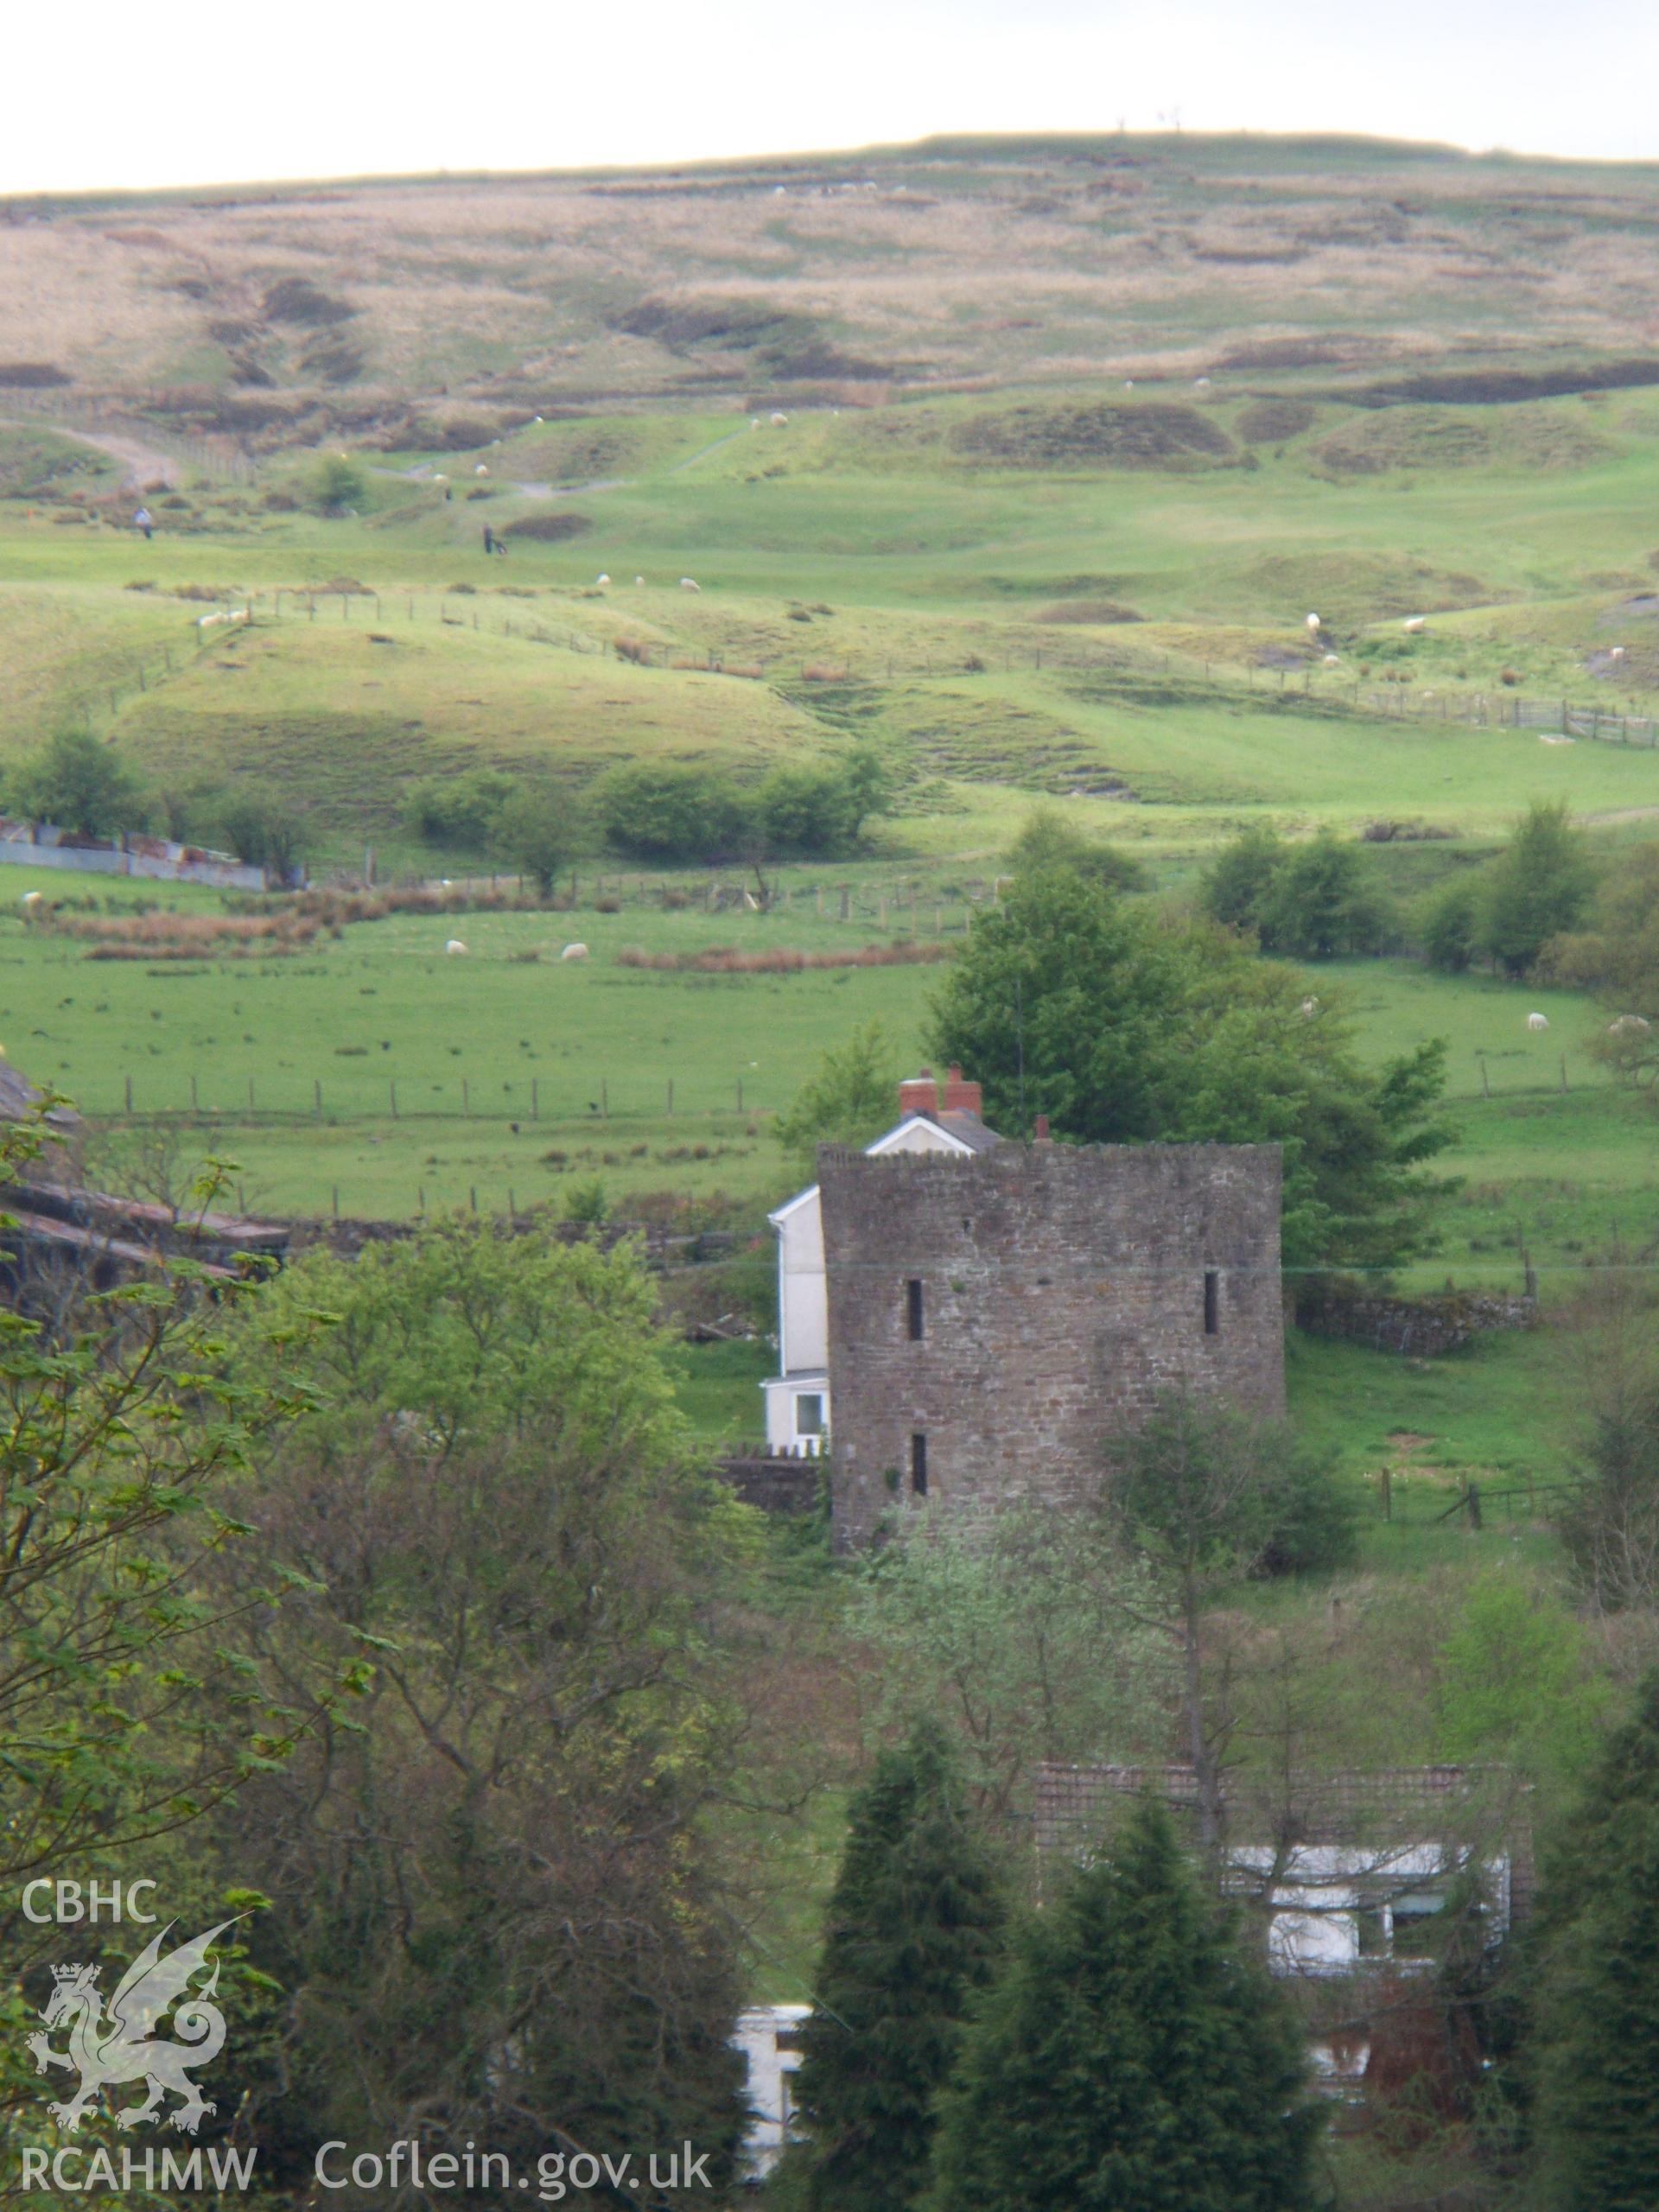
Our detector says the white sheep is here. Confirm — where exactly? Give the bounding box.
[1300,996,1319,1017]
[770,411,788,427]
[21,891,41,907]
[446,939,468,956]
[1306,613,1320,633]
[560,942,589,962]
[474,464,489,477]
[634,575,645,587]
[1609,1014,1651,1033]
[1322,652,1340,665]
[1193,376,1211,389]
[595,574,610,587]
[1402,616,1427,633]
[1611,645,1627,660]
[679,577,701,593]
[1527,1012,1549,1032]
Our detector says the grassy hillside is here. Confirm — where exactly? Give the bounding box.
[8,134,1659,432]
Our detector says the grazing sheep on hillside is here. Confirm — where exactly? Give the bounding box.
[1322,652,1340,665]
[1610,1014,1651,1033]
[21,891,41,908]
[474,464,489,477]
[770,411,788,426]
[596,574,610,586]
[1306,613,1320,633]
[1611,645,1627,660]
[1527,1012,1549,1032]
[446,939,468,956]
[635,575,645,586]
[679,577,701,592]
[561,943,589,962]
[1402,616,1427,633]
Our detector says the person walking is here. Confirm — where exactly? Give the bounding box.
[134,507,154,541]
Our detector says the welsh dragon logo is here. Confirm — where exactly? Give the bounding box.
[26,1919,239,2134]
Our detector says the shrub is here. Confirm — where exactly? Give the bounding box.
[8,727,148,837]
[308,454,367,515]
[590,762,756,862]
[404,768,518,849]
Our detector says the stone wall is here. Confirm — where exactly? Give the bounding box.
[819,1141,1284,1549]
[1297,1281,1536,1357]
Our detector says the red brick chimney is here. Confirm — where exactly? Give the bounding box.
[941,1064,983,1116]
[898,1068,940,1118]
[1033,1114,1051,1143]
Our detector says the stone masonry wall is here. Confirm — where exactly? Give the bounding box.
[819,1141,1284,1549]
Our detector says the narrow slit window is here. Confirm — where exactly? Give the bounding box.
[910,1432,929,1496]
[906,1277,925,1341]
[1204,1269,1220,1336]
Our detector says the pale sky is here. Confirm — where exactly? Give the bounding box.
[5,0,1656,196]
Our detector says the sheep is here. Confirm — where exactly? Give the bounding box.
[634,575,645,587]
[1306,613,1321,633]
[560,943,589,962]
[679,577,701,593]
[1402,616,1427,633]
[595,574,610,587]
[474,464,489,477]
[1193,376,1211,389]
[769,411,789,426]
[445,939,468,956]
[21,891,41,906]
[1609,1014,1651,1033]
[1611,645,1627,660]
[1300,996,1319,1017]
[1527,1012,1550,1032]
[1322,652,1340,665]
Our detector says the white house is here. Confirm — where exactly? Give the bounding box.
[732,2003,810,2183]
[763,1067,1001,1453]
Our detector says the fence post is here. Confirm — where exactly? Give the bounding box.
[248,1077,255,1112]
[189,1073,198,1111]
[390,1079,398,1119]
[124,1073,132,1114]
[601,1077,608,1117]
[314,1079,322,1121]
[462,1079,470,1117]
[531,1077,538,1120]
[666,1079,674,1116]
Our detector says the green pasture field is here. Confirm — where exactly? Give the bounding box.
[5,375,1659,875]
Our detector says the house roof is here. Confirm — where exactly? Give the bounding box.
[767,1107,1004,1228]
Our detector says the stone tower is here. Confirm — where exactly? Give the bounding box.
[818,1137,1284,1549]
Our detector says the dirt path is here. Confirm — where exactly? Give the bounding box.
[0,416,181,490]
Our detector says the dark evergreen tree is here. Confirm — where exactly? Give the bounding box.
[792,1719,1005,2212]
[925,1798,1322,2212]
[1531,1676,1659,2209]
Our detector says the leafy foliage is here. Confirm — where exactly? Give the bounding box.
[493,779,580,894]
[772,1022,901,1180]
[1202,826,1391,957]
[925,1797,1322,2212]
[1476,798,1594,978]
[1531,1678,1659,2210]
[928,863,1453,1272]
[214,1221,752,2187]
[850,1503,1176,1821]
[792,1720,1005,2212]
[8,727,147,837]
[1005,804,1149,893]
[404,766,519,849]
[308,453,367,514]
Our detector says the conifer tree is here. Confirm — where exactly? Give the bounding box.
[925,1798,1322,2212]
[1531,1676,1659,2209]
[791,1719,1005,2212]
